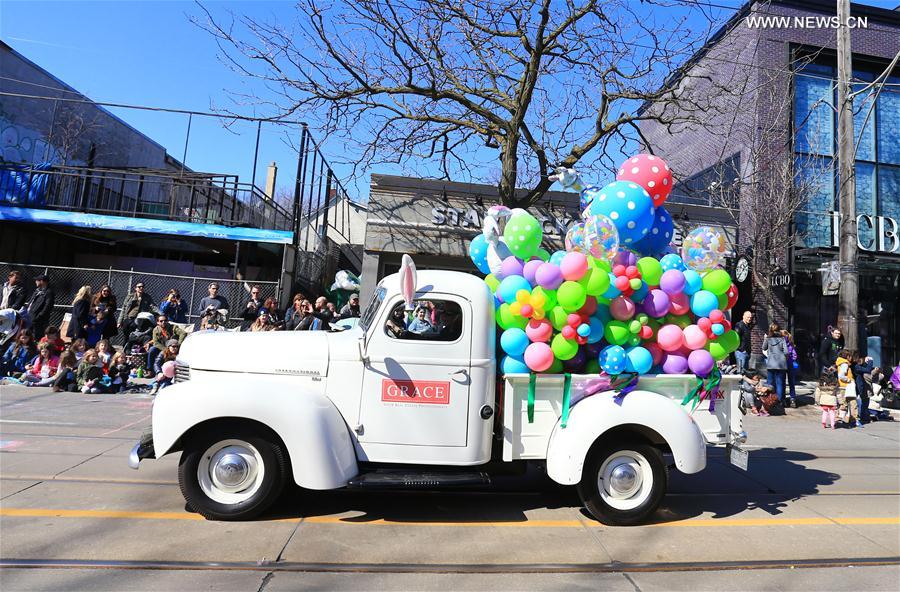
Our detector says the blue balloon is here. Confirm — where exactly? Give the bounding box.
[468,234,491,274]
[631,280,649,303]
[587,181,655,245]
[577,324,591,337]
[500,328,529,357]
[599,345,627,375]
[602,272,621,299]
[632,207,674,257]
[712,323,725,336]
[580,185,601,212]
[594,306,612,325]
[501,355,530,374]
[625,346,653,374]
[683,269,703,295]
[497,275,532,303]
[549,250,568,266]
[691,290,719,318]
[660,253,687,272]
[586,317,605,344]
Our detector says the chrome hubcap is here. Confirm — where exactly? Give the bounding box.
[198,440,264,504]
[609,463,638,496]
[213,452,250,489]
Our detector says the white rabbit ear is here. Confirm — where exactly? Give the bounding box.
[399,254,417,310]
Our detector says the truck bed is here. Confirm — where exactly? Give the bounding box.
[501,373,743,462]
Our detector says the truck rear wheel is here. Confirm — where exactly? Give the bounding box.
[178,426,287,521]
[577,441,667,526]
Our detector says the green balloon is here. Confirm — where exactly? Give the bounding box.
[552,333,579,361]
[485,274,500,293]
[533,286,557,310]
[708,340,729,361]
[496,303,527,330]
[546,358,564,374]
[637,257,664,286]
[667,314,692,329]
[604,320,630,345]
[579,267,611,296]
[702,269,732,296]
[717,293,728,310]
[503,212,543,259]
[719,329,740,353]
[590,257,612,273]
[557,281,587,311]
[585,359,601,374]
[535,248,551,262]
[547,305,569,330]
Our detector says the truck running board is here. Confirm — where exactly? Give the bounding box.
[347,469,491,489]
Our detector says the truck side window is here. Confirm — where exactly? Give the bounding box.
[385,300,463,342]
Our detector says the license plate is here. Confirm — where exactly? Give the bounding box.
[727,444,749,471]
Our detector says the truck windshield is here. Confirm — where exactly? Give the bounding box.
[359,286,386,332]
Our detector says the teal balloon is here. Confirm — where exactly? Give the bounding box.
[683,269,703,295]
[625,346,653,374]
[500,328,529,357]
[602,273,621,298]
[690,290,719,318]
[501,355,530,374]
[587,317,605,344]
[497,275,531,303]
[468,234,491,274]
[549,250,567,266]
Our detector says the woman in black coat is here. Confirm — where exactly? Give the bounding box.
[67,285,93,340]
[92,284,118,339]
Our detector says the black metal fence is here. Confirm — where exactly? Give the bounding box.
[0,262,279,336]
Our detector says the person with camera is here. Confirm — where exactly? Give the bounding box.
[159,289,187,324]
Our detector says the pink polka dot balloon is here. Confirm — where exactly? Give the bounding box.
[616,154,673,207]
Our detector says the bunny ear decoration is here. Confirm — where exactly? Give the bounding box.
[399,254,417,310]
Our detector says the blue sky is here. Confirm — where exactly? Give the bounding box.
[3,0,897,202]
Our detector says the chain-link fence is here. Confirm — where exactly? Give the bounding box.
[0,262,279,339]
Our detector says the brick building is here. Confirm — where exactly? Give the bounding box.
[640,0,900,371]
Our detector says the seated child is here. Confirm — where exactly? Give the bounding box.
[740,370,769,416]
[107,351,132,394]
[51,351,79,392]
[39,326,66,355]
[75,349,104,394]
[22,343,60,386]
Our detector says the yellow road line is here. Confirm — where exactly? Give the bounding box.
[1,508,899,528]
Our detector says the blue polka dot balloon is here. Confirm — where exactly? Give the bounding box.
[549,250,567,266]
[599,345,627,375]
[468,234,491,274]
[632,206,674,257]
[659,252,687,273]
[580,185,602,213]
[587,181,655,246]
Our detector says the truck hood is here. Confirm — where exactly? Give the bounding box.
[179,330,329,377]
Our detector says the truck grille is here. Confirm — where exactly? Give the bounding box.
[174,363,191,383]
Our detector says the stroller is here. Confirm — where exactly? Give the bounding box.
[124,312,156,371]
[0,308,31,351]
[878,365,900,411]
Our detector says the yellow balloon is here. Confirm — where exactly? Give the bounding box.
[531,293,547,308]
[516,289,531,304]
[532,310,545,320]
[509,302,522,315]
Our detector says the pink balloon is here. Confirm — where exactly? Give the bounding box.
[657,324,685,352]
[662,352,689,374]
[615,154,673,207]
[524,342,554,372]
[560,252,589,281]
[610,296,636,321]
[522,259,544,285]
[526,318,553,342]
[668,292,691,316]
[535,263,564,290]
[688,349,715,376]
[683,324,708,350]
[646,342,664,365]
[162,360,177,379]
[642,289,670,318]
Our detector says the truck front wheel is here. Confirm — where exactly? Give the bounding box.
[577,441,667,526]
[178,426,287,521]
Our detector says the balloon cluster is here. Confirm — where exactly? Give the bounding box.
[470,155,736,378]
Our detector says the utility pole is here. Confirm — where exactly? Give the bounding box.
[836,0,859,351]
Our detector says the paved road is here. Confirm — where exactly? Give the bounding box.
[1,383,898,591]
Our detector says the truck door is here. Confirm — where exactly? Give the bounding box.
[358,295,471,448]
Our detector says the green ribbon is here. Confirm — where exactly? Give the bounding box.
[682,375,705,410]
[681,367,723,412]
[561,373,572,428]
[528,372,536,424]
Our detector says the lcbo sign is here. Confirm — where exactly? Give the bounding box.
[830,212,899,254]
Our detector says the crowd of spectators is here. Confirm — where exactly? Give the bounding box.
[1,269,363,395]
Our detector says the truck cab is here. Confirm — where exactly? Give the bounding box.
[130,269,746,526]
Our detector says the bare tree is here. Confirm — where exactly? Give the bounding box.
[46,102,105,166]
[194,0,737,207]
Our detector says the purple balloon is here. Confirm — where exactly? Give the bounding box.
[562,348,587,373]
[642,289,670,318]
[499,256,524,280]
[613,248,638,268]
[585,341,604,358]
[659,269,686,295]
[688,349,716,376]
[535,262,564,290]
[522,259,544,285]
[661,352,689,374]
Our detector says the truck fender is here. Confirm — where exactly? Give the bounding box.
[545,390,706,486]
[151,381,358,490]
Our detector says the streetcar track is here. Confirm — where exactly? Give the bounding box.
[1,557,898,574]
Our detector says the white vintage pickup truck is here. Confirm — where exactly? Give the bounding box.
[130,269,747,525]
